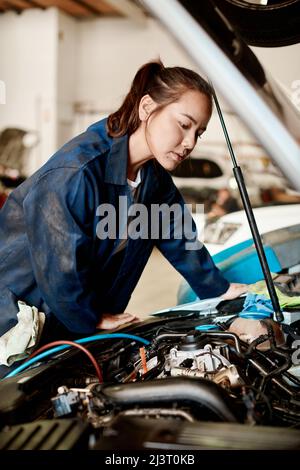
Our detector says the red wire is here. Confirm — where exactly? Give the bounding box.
[29,340,103,383]
[139,347,148,374]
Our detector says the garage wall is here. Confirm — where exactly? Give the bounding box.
[0,9,299,174]
[0,12,203,172]
[72,16,203,136]
[0,8,58,174]
[73,17,300,155]
[75,17,197,112]
[72,16,257,158]
[75,19,300,111]
[57,12,77,148]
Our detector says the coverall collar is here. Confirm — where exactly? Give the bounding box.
[104,134,128,186]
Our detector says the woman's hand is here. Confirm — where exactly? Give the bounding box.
[96,312,140,330]
[221,282,248,300]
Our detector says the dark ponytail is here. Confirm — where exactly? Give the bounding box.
[107,59,212,138]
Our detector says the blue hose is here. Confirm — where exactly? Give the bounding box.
[4,333,150,379]
[195,324,220,331]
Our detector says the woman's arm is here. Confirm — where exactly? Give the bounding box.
[23,169,102,334]
[155,173,245,300]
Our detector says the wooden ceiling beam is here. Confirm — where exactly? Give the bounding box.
[0,0,146,18]
[30,0,46,8]
[32,0,94,17]
[79,0,119,15]
[71,0,100,15]
[3,0,32,9]
[24,0,52,9]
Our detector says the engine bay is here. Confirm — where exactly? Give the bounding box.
[1,274,300,450]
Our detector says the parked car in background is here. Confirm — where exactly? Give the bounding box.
[195,203,300,256]
[171,139,289,208]
[0,128,38,208]
[178,211,300,304]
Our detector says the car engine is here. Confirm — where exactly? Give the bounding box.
[1,289,300,450]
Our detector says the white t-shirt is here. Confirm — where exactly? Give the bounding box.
[127,168,142,194]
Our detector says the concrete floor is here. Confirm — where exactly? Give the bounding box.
[127,247,184,320]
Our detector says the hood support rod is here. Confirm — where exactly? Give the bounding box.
[211,86,284,323]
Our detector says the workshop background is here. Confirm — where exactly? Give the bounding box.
[0,0,299,318]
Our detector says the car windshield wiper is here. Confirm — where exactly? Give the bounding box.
[212,85,284,323]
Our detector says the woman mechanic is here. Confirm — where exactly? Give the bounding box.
[0,61,247,374]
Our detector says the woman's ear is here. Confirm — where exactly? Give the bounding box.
[139,94,157,121]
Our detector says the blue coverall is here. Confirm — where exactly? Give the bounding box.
[0,118,229,348]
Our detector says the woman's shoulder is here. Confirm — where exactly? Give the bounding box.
[16,119,112,200]
[48,117,111,171]
[25,118,111,187]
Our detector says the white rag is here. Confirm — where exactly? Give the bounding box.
[0,301,45,366]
